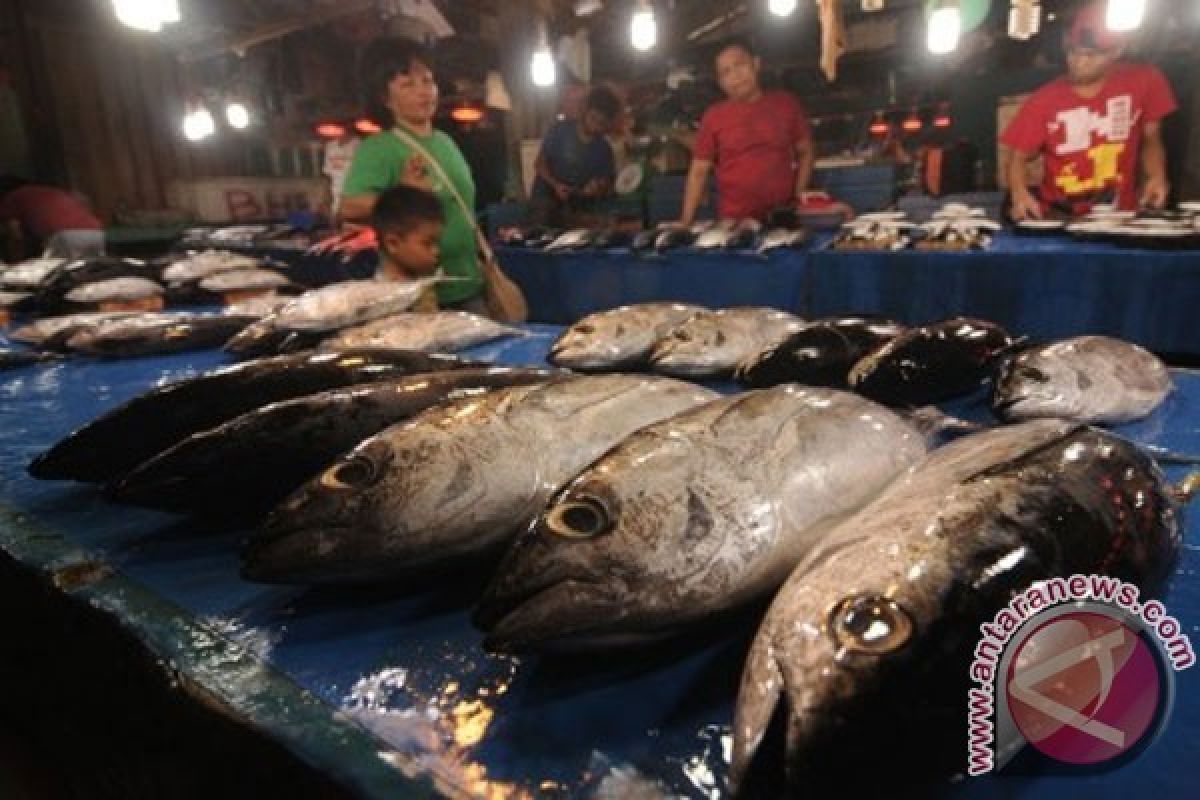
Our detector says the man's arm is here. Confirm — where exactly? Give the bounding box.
[535,151,570,201]
[794,139,814,198]
[678,159,713,227]
[1007,150,1042,220]
[1140,121,1169,208]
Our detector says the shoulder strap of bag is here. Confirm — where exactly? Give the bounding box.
[390,125,496,265]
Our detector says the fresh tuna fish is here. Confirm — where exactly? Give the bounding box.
[198,268,291,293]
[0,291,33,310]
[65,277,163,305]
[243,375,718,584]
[0,258,66,291]
[545,229,595,252]
[757,228,807,254]
[476,387,929,652]
[223,316,321,358]
[630,230,659,252]
[272,276,444,332]
[162,251,262,284]
[849,317,1015,406]
[992,335,1172,424]
[590,229,633,249]
[317,311,524,354]
[111,367,557,518]
[654,227,696,252]
[649,308,806,378]
[735,317,907,389]
[49,257,155,293]
[65,312,258,358]
[9,312,137,347]
[730,421,1184,794]
[549,303,707,371]
[693,221,739,250]
[224,293,291,318]
[28,349,474,483]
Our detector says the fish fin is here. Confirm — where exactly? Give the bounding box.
[1145,447,1200,467]
[903,406,985,439]
[1170,472,1200,502]
[729,639,785,795]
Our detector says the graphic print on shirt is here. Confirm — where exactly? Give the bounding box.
[1049,95,1139,197]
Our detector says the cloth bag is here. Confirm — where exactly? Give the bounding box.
[391,126,529,322]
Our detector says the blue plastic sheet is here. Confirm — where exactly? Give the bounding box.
[807,233,1200,355]
[0,330,1198,798]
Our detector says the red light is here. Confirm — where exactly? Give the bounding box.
[354,118,382,134]
[934,115,952,129]
[315,123,347,138]
[901,113,923,134]
[868,112,890,137]
[450,106,485,124]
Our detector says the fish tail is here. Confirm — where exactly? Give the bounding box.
[729,642,784,795]
[1171,472,1200,503]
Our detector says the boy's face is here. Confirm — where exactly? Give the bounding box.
[382,220,442,274]
[582,108,614,138]
[1065,45,1121,85]
[716,46,761,102]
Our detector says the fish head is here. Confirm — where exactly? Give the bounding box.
[475,430,706,651]
[731,566,931,793]
[549,317,634,369]
[649,313,732,373]
[990,350,1073,420]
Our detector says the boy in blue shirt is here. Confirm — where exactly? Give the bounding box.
[531,87,621,226]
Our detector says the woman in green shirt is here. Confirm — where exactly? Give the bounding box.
[341,39,485,310]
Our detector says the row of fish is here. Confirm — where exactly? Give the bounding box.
[550,303,1174,422]
[27,338,1191,792]
[497,220,808,256]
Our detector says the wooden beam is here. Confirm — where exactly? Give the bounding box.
[177,0,378,63]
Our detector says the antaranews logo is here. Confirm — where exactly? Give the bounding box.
[967,574,1195,776]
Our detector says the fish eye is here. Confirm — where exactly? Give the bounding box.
[1016,365,1049,383]
[573,324,595,335]
[321,455,380,490]
[544,495,612,539]
[829,593,914,656]
[713,331,727,346]
[674,330,692,342]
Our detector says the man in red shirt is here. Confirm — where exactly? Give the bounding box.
[0,176,104,260]
[678,39,814,226]
[1002,2,1177,219]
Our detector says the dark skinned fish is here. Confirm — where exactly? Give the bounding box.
[110,367,557,519]
[549,303,706,371]
[731,421,1184,794]
[476,387,929,652]
[735,317,907,389]
[28,349,475,483]
[849,317,1014,406]
[992,335,1173,424]
[243,375,718,584]
[66,313,258,358]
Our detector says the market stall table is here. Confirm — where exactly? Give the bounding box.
[806,233,1200,357]
[1,330,1198,798]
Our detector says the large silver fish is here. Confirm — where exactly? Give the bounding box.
[476,387,929,651]
[65,276,163,305]
[198,268,291,293]
[272,277,444,332]
[244,375,718,584]
[111,367,557,518]
[992,336,1172,424]
[731,421,1184,793]
[549,303,706,371]
[0,258,67,291]
[649,307,806,378]
[317,311,524,354]
[162,251,262,284]
[9,312,136,346]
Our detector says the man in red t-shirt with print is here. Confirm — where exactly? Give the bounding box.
[677,38,814,226]
[1002,2,1177,219]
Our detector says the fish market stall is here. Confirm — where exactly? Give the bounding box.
[0,328,1198,799]
[807,232,1200,357]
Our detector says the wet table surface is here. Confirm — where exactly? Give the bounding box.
[0,326,1198,799]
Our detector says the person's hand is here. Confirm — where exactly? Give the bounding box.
[1140,177,1170,209]
[401,154,433,191]
[1009,189,1043,222]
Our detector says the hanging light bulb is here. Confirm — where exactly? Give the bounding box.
[1008,0,1041,40]
[182,105,215,142]
[354,118,382,135]
[225,102,250,130]
[862,0,885,10]
[933,103,953,128]
[1106,0,1146,32]
[531,22,556,87]
[769,0,798,17]
[927,0,962,54]
[902,110,924,134]
[112,0,180,33]
[631,1,657,51]
[869,111,891,137]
